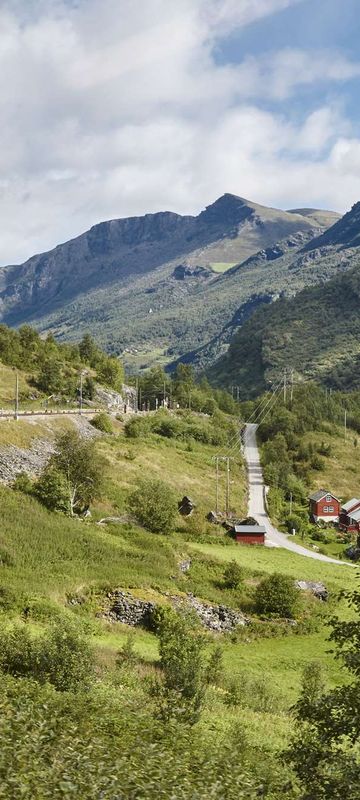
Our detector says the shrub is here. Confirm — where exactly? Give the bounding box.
[12,472,33,494]
[90,412,113,433]
[34,466,69,512]
[151,608,206,724]
[127,478,177,534]
[0,619,95,692]
[285,513,303,534]
[223,560,244,589]
[255,572,300,618]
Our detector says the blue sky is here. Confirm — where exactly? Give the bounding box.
[0,0,359,264]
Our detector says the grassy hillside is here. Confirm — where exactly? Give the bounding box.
[0,401,358,796]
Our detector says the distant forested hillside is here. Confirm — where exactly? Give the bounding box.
[209,262,360,396]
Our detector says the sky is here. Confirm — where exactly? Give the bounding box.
[1,0,360,264]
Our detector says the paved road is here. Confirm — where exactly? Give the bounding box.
[244,423,351,565]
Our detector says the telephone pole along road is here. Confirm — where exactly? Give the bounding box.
[244,423,352,565]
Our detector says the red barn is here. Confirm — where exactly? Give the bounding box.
[309,490,340,523]
[339,498,360,533]
[233,525,266,545]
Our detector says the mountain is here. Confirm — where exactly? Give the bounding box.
[0,194,339,368]
[209,253,360,397]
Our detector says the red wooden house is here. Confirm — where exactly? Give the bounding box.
[339,498,360,533]
[232,525,266,545]
[309,490,340,523]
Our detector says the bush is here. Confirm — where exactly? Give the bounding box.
[223,560,244,589]
[127,478,178,534]
[285,513,303,534]
[34,466,69,512]
[255,573,300,619]
[0,619,95,692]
[12,472,33,494]
[90,412,113,433]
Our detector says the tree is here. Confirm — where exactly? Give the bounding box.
[41,430,104,516]
[223,560,244,589]
[255,572,300,618]
[152,608,206,724]
[37,357,63,394]
[97,356,124,391]
[127,478,177,534]
[78,333,101,366]
[287,608,360,800]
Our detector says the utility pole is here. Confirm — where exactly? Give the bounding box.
[236,386,240,402]
[345,409,347,441]
[283,368,287,404]
[290,492,293,515]
[14,370,19,420]
[226,457,230,516]
[215,457,219,514]
[290,369,294,403]
[79,371,83,415]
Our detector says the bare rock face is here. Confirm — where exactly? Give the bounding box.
[102,591,157,629]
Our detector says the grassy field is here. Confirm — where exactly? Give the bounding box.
[210,262,238,273]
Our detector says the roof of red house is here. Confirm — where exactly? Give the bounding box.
[309,489,340,502]
[341,498,360,512]
[234,525,266,535]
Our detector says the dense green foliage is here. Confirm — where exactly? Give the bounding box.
[211,261,360,395]
[90,412,113,433]
[152,608,207,724]
[0,618,95,691]
[35,430,104,515]
[255,573,300,619]
[127,477,178,534]
[287,585,360,799]
[223,560,244,589]
[0,324,124,400]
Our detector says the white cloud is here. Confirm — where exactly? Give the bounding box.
[0,0,360,264]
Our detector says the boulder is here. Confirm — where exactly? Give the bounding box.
[295,580,328,601]
[345,545,360,562]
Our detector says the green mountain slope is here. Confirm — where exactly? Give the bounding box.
[0,194,339,368]
[209,259,360,396]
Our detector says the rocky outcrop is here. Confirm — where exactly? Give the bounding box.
[180,593,249,631]
[295,580,328,600]
[101,589,249,633]
[94,383,136,411]
[103,591,157,629]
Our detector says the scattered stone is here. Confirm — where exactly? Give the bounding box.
[179,559,191,573]
[295,580,329,601]
[98,515,131,525]
[178,496,195,516]
[172,593,249,632]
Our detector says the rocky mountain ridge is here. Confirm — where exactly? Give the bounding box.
[0,193,340,369]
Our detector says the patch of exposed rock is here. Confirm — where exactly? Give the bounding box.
[0,417,99,484]
[295,580,328,600]
[102,591,157,629]
[101,589,249,633]
[94,383,136,411]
